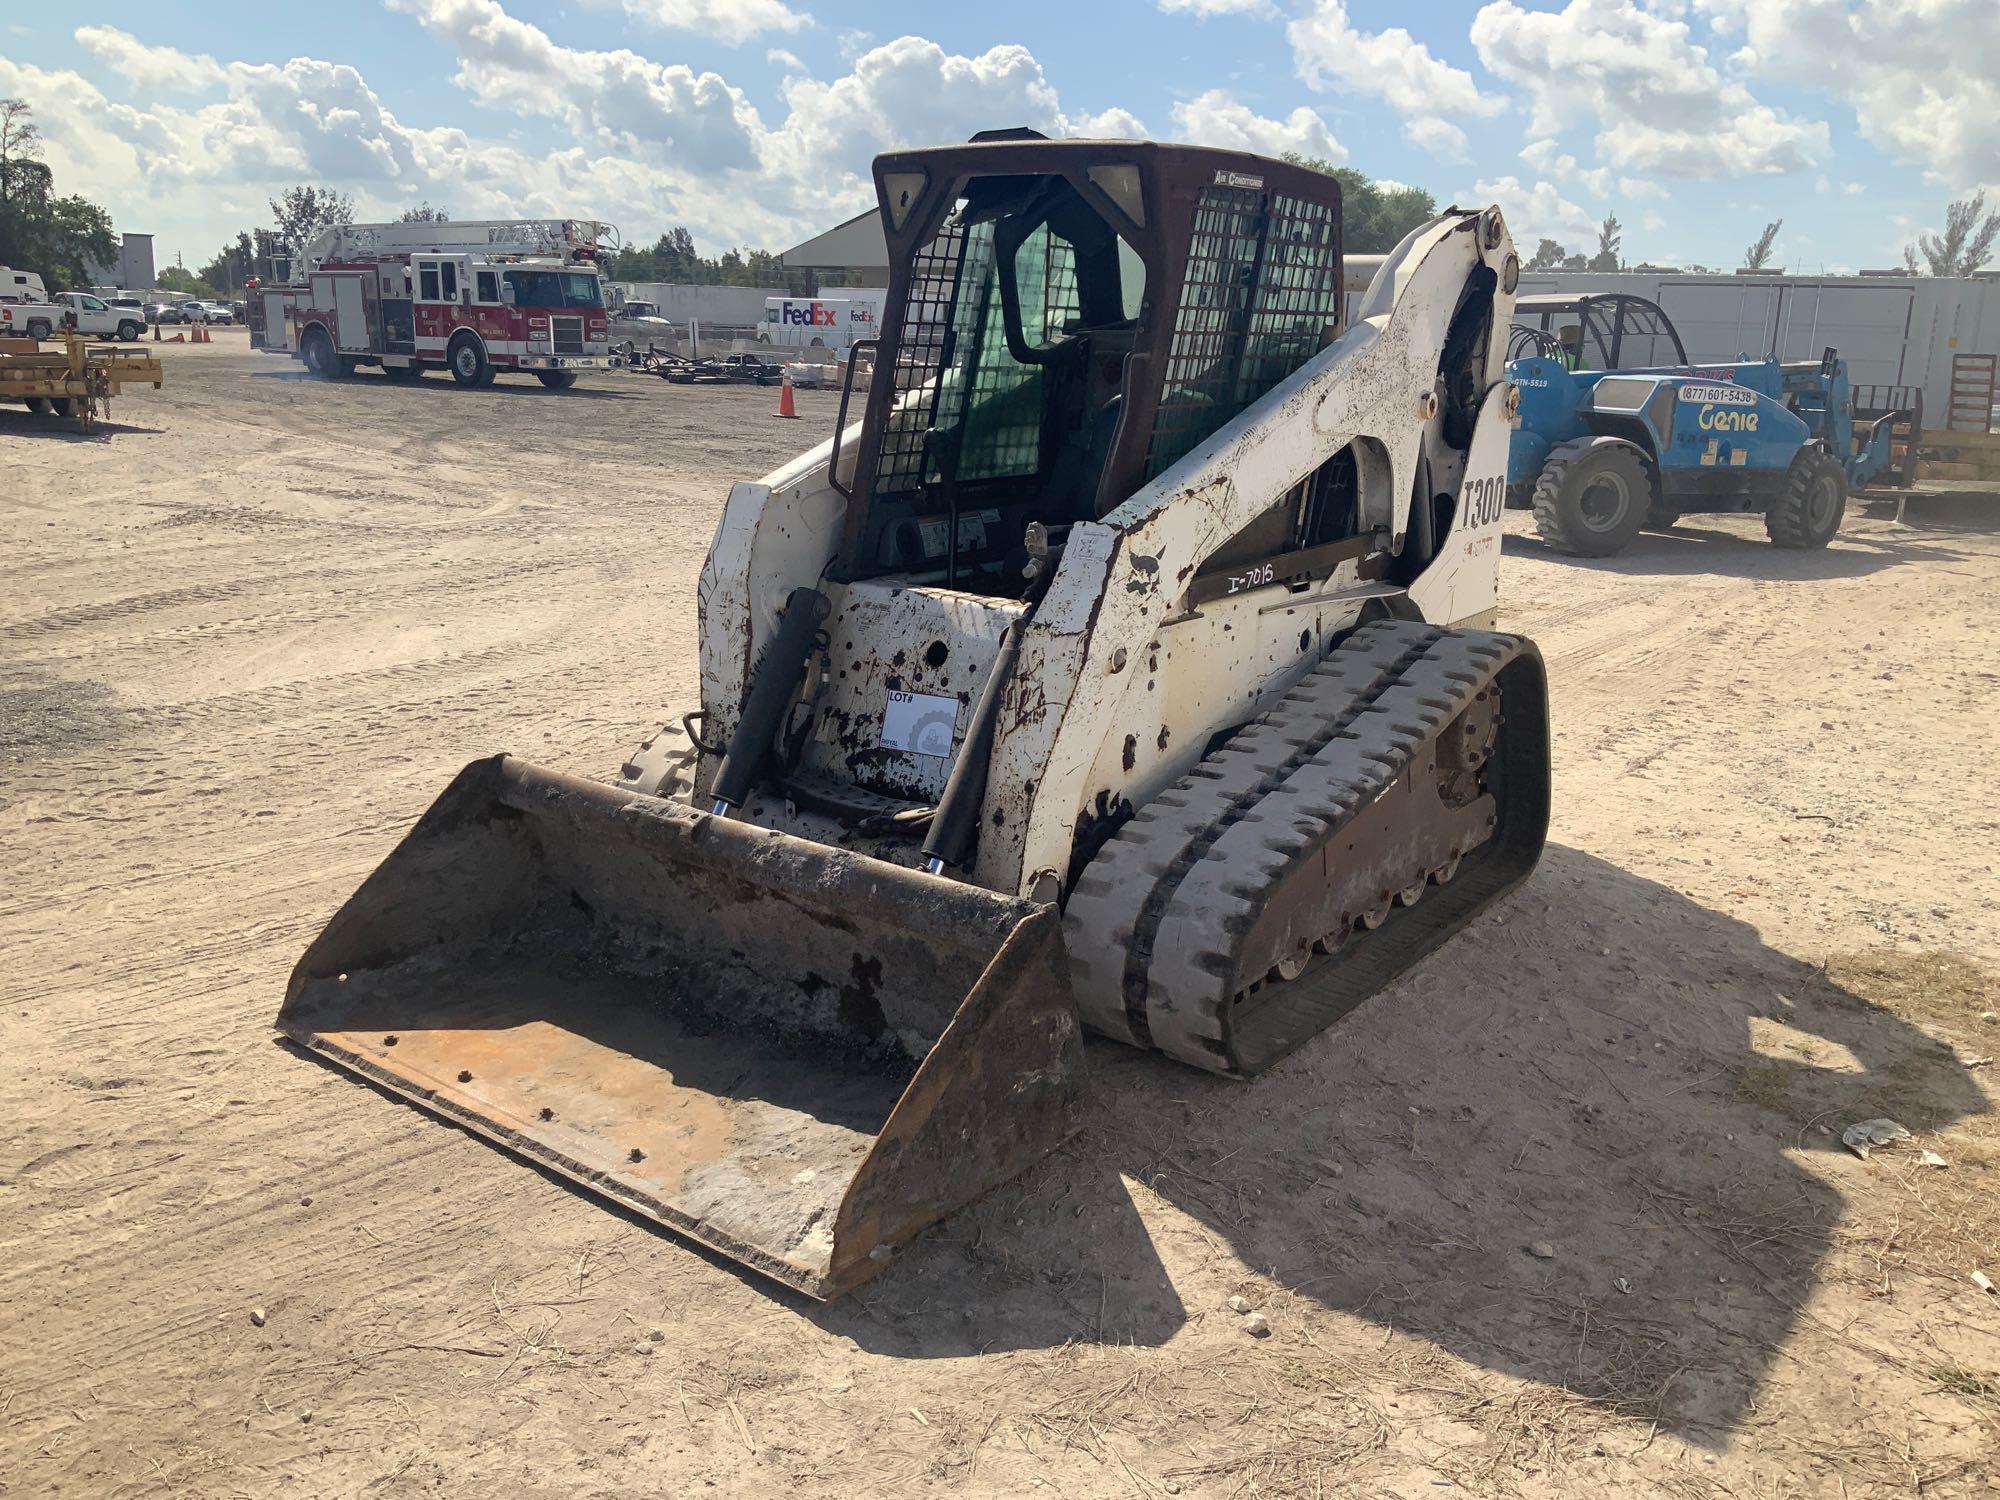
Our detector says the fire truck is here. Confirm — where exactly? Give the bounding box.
[249,220,615,389]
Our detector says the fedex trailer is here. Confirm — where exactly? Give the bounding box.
[759,296,882,350]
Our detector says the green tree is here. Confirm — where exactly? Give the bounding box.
[397,203,449,223]
[198,229,287,293]
[1906,191,1999,277]
[0,98,117,292]
[1742,219,1782,271]
[1526,238,1567,271]
[198,232,253,294]
[156,266,220,298]
[1283,155,1440,253]
[602,224,815,291]
[0,97,40,212]
[269,185,355,259]
[1588,213,1622,272]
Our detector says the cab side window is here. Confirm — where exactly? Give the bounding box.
[476,271,499,303]
[440,263,459,302]
[419,264,440,300]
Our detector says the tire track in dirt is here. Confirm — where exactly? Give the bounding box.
[2,556,628,674]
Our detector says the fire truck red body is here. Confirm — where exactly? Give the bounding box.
[249,220,614,388]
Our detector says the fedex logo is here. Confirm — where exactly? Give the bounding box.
[780,301,838,327]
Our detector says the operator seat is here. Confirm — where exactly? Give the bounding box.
[1045,394,1123,523]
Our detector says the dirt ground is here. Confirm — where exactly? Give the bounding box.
[3,331,1996,1499]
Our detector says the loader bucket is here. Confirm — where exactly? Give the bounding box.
[280,756,1085,1300]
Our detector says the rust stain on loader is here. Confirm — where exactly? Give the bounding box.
[280,757,1086,1300]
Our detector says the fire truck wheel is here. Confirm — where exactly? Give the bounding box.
[301,328,339,379]
[448,334,491,388]
[535,371,578,390]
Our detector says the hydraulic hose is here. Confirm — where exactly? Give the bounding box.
[709,587,830,815]
[922,618,1025,874]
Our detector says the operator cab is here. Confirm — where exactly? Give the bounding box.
[1509,293,1687,372]
[829,133,1349,599]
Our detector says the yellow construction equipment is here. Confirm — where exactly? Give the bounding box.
[0,331,163,433]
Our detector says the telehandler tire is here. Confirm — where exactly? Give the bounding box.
[1765,451,1846,549]
[1531,439,1650,558]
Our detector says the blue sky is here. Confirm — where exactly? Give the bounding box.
[2,1,1993,277]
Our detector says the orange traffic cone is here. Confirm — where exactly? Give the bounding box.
[168,332,185,343]
[193,322,210,344]
[773,373,798,419]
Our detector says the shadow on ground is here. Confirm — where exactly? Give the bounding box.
[821,844,1988,1446]
[247,368,641,400]
[1857,492,2000,532]
[0,411,163,440]
[1504,522,1970,578]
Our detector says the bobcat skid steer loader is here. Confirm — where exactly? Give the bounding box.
[281,133,1550,1300]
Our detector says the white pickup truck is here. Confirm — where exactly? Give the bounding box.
[0,291,148,342]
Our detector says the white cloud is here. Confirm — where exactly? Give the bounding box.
[618,0,809,45]
[1168,89,1344,163]
[1155,0,1276,16]
[1405,116,1467,161]
[20,7,1153,271]
[388,0,765,173]
[1642,211,1668,232]
[0,48,673,265]
[767,36,1069,198]
[1470,0,1827,177]
[1694,0,1999,191]
[1619,176,1666,199]
[765,48,807,74]
[1520,138,1611,196]
[1469,175,1598,247]
[1289,0,1502,158]
[76,26,227,92]
[1072,106,1148,140]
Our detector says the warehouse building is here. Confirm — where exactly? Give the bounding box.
[85,232,156,292]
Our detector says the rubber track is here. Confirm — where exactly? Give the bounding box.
[1064,620,1440,1046]
[1065,620,1543,1074]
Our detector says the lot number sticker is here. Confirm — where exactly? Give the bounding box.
[880,690,960,757]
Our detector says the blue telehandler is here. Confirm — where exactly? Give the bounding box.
[1506,293,1919,557]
